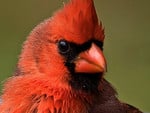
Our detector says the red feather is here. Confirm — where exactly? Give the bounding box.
[0,0,142,113]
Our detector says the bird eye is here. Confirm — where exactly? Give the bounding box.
[58,40,70,53]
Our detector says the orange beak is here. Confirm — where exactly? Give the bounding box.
[75,43,107,73]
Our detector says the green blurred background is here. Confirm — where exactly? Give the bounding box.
[0,0,149,112]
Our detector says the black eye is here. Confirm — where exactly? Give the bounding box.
[58,40,70,53]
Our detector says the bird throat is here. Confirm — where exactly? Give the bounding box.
[69,72,102,94]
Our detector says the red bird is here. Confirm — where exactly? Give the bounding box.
[0,0,142,113]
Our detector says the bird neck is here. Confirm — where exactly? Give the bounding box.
[1,73,117,113]
[1,74,97,113]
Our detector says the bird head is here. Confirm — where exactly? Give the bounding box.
[17,0,106,93]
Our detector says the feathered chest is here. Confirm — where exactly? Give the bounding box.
[0,75,97,113]
[19,91,93,113]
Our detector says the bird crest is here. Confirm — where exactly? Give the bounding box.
[51,0,104,43]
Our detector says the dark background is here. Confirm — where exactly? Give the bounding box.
[0,0,149,112]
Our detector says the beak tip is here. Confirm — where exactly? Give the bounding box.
[75,43,107,74]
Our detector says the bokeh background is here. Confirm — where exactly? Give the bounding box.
[0,0,149,112]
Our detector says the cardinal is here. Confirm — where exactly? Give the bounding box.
[0,0,142,113]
